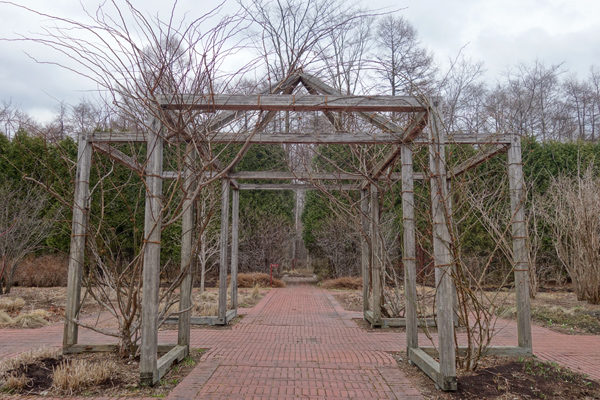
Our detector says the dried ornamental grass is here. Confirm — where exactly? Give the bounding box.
[1,373,30,392]
[12,310,50,328]
[52,359,119,394]
[0,297,25,312]
[0,310,14,325]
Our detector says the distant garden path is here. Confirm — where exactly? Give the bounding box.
[1,284,600,399]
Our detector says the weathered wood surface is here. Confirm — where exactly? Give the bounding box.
[368,112,428,182]
[157,345,188,382]
[218,180,230,323]
[370,185,383,326]
[508,135,532,350]
[238,183,361,191]
[298,73,426,132]
[230,189,240,310]
[409,348,441,386]
[427,106,457,391]
[140,123,164,385]
[177,146,195,347]
[421,346,531,358]
[91,142,143,174]
[158,93,426,113]
[64,344,180,355]
[361,189,370,314]
[164,310,237,326]
[63,135,92,349]
[401,144,418,350]
[450,143,509,177]
[89,130,511,145]
[161,170,429,182]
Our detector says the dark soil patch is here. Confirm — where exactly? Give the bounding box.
[393,353,600,399]
[8,357,62,394]
[454,358,600,399]
[1,348,205,398]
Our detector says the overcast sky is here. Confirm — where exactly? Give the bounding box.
[1,0,598,123]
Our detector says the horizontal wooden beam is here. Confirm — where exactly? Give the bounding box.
[421,346,532,358]
[298,73,420,133]
[160,170,427,181]
[238,183,361,191]
[379,317,437,328]
[158,93,426,113]
[156,345,188,383]
[212,132,403,144]
[88,131,511,145]
[63,343,177,354]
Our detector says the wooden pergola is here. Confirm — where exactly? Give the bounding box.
[62,72,532,390]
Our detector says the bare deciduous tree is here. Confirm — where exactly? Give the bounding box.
[540,164,600,304]
[0,183,59,294]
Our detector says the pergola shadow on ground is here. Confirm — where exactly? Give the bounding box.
[63,72,531,390]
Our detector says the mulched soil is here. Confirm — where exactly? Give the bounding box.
[1,349,204,398]
[393,353,600,399]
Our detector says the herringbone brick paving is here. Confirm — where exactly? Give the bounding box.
[1,283,600,399]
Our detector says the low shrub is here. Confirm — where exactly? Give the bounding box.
[237,273,285,288]
[321,277,362,290]
[13,254,68,287]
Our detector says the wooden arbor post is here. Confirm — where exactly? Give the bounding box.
[370,184,383,326]
[427,104,457,391]
[230,187,240,310]
[178,145,196,348]
[63,134,92,349]
[401,144,418,351]
[217,179,230,324]
[140,122,164,385]
[507,135,532,350]
[360,189,371,315]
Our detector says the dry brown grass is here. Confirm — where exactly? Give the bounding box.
[2,373,30,392]
[194,290,220,316]
[52,359,119,394]
[237,272,285,288]
[191,285,266,315]
[0,310,14,325]
[12,310,51,328]
[0,297,25,313]
[321,277,362,290]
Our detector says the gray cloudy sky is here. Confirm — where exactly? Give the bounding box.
[1,0,598,123]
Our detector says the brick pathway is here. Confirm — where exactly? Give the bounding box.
[171,285,421,399]
[2,284,600,399]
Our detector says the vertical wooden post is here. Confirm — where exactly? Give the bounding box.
[361,188,371,315]
[63,134,92,349]
[446,179,459,326]
[428,104,457,391]
[140,122,164,385]
[508,135,532,350]
[401,144,418,350]
[370,184,382,326]
[230,187,240,310]
[178,145,195,348]
[218,179,230,323]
